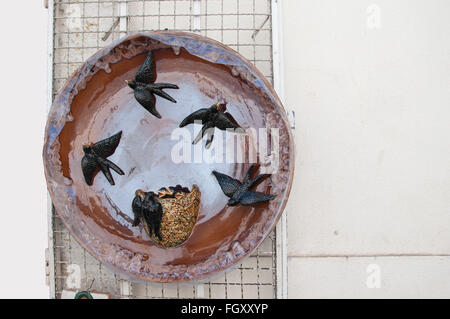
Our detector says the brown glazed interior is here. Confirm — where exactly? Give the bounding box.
[43,32,294,282]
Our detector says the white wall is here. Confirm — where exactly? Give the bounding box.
[282,0,450,298]
[0,1,49,298]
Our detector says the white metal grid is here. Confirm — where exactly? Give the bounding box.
[50,0,276,299]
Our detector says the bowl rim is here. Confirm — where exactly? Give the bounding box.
[43,31,295,283]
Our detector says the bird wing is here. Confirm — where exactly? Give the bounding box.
[149,201,163,240]
[134,88,161,118]
[239,191,277,206]
[135,50,155,84]
[214,112,242,131]
[92,131,122,158]
[179,108,210,127]
[212,171,242,198]
[142,201,162,233]
[131,196,143,226]
[81,155,99,186]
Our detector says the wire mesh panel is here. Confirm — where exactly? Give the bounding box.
[51,0,275,299]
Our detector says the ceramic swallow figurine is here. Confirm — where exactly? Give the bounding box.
[212,164,276,206]
[157,184,189,199]
[81,131,124,186]
[132,190,163,240]
[179,102,244,148]
[126,50,179,118]
[131,185,201,247]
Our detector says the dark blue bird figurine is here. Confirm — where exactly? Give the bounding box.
[212,164,276,206]
[132,189,163,240]
[81,131,124,186]
[179,102,243,148]
[126,50,179,118]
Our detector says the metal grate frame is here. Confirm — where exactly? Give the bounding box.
[49,0,277,299]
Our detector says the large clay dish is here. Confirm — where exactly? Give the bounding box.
[43,32,294,283]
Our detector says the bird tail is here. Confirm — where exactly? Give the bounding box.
[105,159,125,176]
[249,174,271,189]
[99,163,115,185]
[152,88,177,103]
